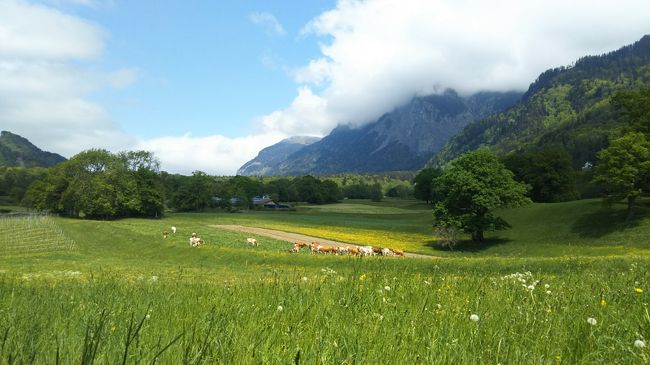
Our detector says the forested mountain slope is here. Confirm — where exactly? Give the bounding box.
[429,35,650,167]
[0,131,66,168]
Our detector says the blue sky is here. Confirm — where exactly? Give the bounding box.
[2,0,650,174]
[61,0,335,139]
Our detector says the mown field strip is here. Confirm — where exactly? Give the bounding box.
[211,224,435,259]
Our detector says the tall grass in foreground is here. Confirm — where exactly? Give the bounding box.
[0,215,75,257]
[1,261,647,364]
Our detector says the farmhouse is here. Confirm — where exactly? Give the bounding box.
[252,195,272,205]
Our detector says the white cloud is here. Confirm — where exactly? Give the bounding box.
[259,0,650,137]
[0,0,134,157]
[249,12,286,36]
[135,132,287,176]
[0,0,105,60]
[257,87,331,136]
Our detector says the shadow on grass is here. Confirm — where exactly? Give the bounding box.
[426,238,512,253]
[571,203,645,238]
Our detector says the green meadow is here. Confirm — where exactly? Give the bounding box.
[0,198,648,363]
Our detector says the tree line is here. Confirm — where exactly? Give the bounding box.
[1,152,416,218]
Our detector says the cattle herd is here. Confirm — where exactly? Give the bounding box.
[162,227,404,256]
[289,241,405,257]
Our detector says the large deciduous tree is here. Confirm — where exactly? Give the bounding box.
[432,149,530,242]
[594,132,650,220]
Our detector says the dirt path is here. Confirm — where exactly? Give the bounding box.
[210,224,435,259]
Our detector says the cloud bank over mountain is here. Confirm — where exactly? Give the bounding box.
[260,0,650,138]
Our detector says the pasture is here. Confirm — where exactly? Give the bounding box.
[0,199,648,363]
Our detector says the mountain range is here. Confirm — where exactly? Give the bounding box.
[237,136,321,176]
[240,34,650,176]
[239,90,522,176]
[0,131,66,168]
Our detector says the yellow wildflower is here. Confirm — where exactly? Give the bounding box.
[634,288,643,294]
[359,274,367,281]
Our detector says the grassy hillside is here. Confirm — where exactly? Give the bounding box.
[0,200,648,362]
[0,131,66,168]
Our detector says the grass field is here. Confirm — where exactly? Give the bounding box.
[0,199,648,363]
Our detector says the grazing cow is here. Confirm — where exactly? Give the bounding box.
[289,242,307,254]
[372,246,383,255]
[189,233,203,247]
[310,242,325,254]
[359,246,374,256]
[337,246,349,255]
[347,247,361,256]
[171,226,177,234]
[392,248,405,257]
[381,247,394,256]
[320,246,337,254]
[246,237,258,246]
[162,230,169,239]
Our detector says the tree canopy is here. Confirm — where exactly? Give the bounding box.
[432,149,531,242]
[594,132,650,220]
[23,149,164,219]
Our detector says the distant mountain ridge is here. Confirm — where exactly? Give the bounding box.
[237,136,321,176]
[269,90,522,176]
[0,131,66,168]
[429,34,650,167]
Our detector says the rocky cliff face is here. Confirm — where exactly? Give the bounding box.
[237,136,321,176]
[269,90,521,176]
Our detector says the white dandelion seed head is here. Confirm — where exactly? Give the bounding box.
[301,276,308,282]
[384,286,391,291]
[587,317,597,326]
[145,314,151,320]
[470,314,480,322]
[277,305,284,312]
[634,339,646,348]
[544,284,550,289]
[436,304,442,309]
[527,285,535,291]
[546,290,552,295]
